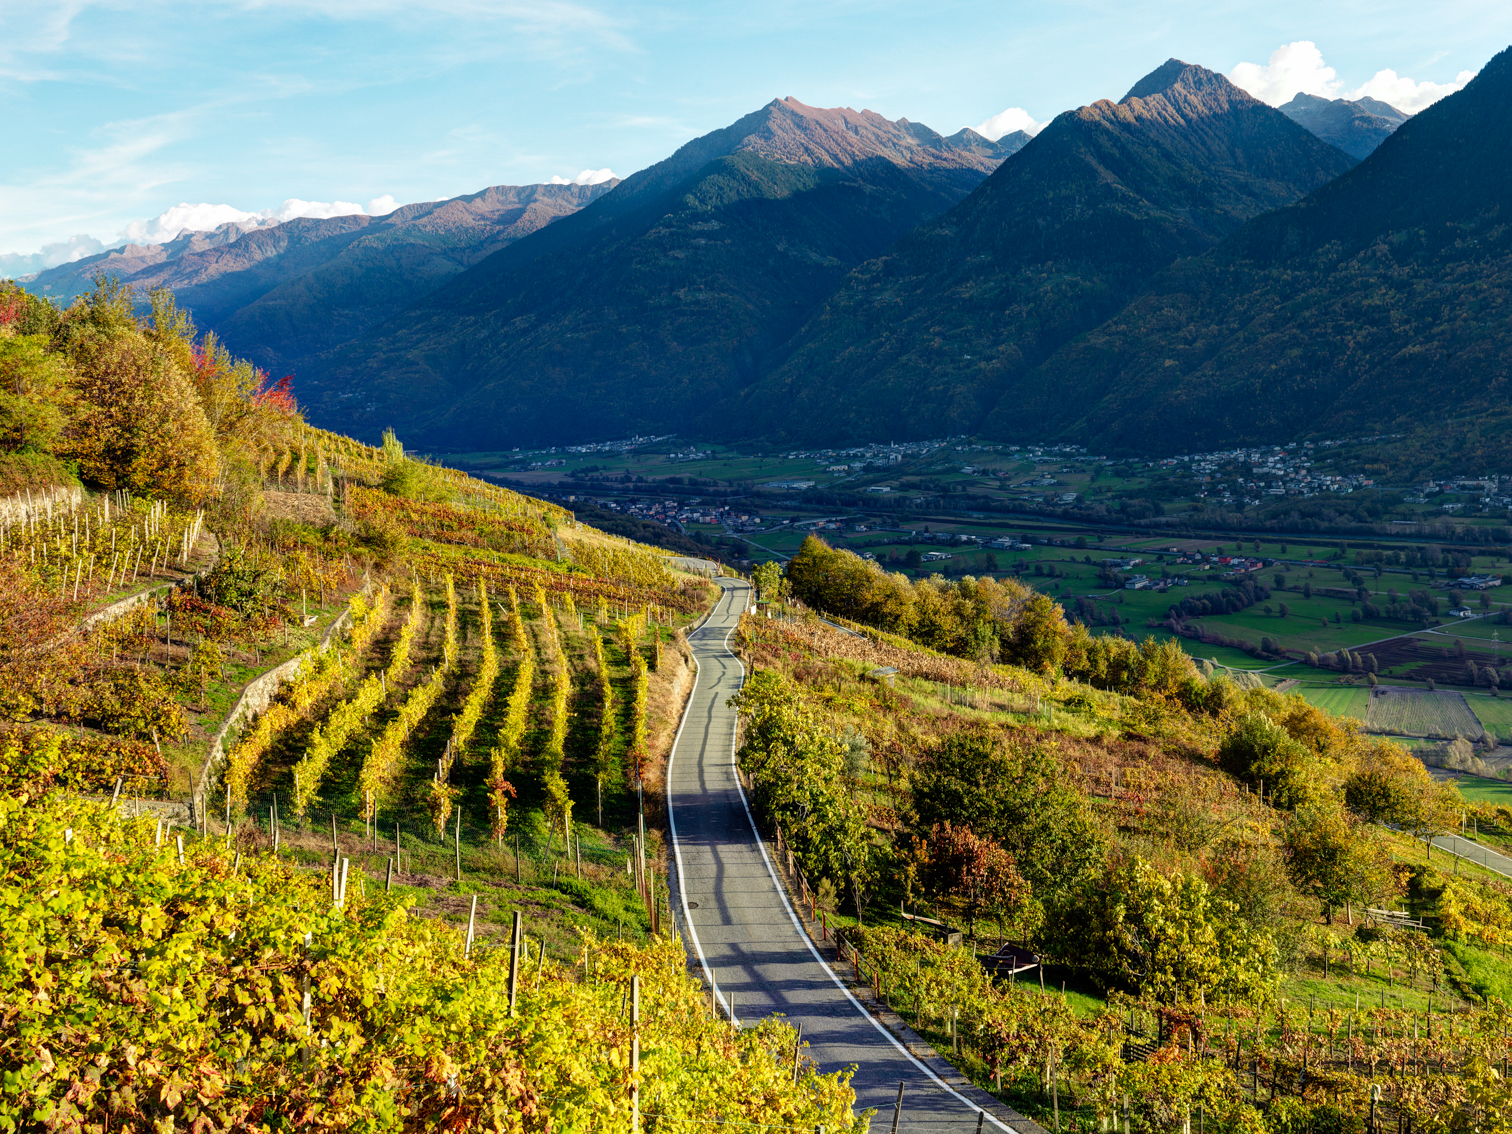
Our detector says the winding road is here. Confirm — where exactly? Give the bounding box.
[666,578,1041,1133]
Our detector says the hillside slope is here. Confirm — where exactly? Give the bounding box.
[300,99,1025,449]
[734,61,1356,446]
[1014,45,1512,455]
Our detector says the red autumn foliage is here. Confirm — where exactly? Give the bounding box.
[253,371,297,414]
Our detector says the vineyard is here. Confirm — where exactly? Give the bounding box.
[0,792,860,1132]
[1367,689,1487,741]
[1,279,832,1131]
[836,922,1512,1132]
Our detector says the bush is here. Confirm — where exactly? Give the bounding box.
[1217,711,1320,808]
[195,543,284,615]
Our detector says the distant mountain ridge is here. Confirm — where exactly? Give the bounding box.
[301,97,1027,448]
[1278,92,1409,158]
[20,220,278,304]
[737,60,1358,445]
[19,182,616,378]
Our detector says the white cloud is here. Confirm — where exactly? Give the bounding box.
[116,197,394,246]
[118,202,272,245]
[0,194,407,275]
[1350,68,1476,113]
[972,107,1046,141]
[1231,41,1477,113]
[549,168,615,185]
[0,234,108,278]
[1230,41,1339,105]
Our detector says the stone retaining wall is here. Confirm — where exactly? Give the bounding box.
[194,579,368,821]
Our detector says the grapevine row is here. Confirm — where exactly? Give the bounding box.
[361,576,459,828]
[224,587,388,812]
[539,604,574,833]
[384,579,426,686]
[487,590,533,839]
[618,615,650,782]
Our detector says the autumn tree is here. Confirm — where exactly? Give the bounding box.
[909,821,1032,940]
[1074,857,1277,1005]
[1283,804,1389,923]
[910,726,1102,902]
[732,670,875,913]
[0,333,73,454]
[54,279,218,500]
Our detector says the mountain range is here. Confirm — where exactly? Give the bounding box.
[1276,92,1410,159]
[300,98,1026,445]
[18,50,1509,459]
[736,61,1358,446]
[20,182,616,377]
[1014,45,1512,454]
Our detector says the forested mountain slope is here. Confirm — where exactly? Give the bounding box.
[300,99,1025,449]
[736,61,1356,445]
[1013,45,1512,455]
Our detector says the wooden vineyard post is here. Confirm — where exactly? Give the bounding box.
[792,1021,803,1083]
[454,808,462,882]
[890,1081,905,1134]
[464,895,477,959]
[630,973,641,1134]
[508,911,522,1016]
[385,858,393,891]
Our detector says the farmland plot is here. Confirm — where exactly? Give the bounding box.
[1366,688,1486,740]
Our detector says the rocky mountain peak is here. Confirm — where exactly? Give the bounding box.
[732,97,1006,174]
[1117,59,1256,116]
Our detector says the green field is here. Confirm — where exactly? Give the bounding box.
[1470,695,1512,742]
[1448,775,1512,806]
[1296,684,1371,719]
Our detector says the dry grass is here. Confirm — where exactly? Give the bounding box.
[262,489,336,525]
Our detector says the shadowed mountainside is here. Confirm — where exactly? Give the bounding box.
[735,61,1357,446]
[299,98,1026,448]
[1011,46,1512,455]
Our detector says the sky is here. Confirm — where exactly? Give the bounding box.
[2,0,1508,274]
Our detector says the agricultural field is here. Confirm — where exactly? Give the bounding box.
[1365,688,1486,740]
[1295,683,1370,719]
[1470,695,1512,742]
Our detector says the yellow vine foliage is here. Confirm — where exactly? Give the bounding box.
[223,649,346,813]
[487,600,534,839]
[384,580,426,687]
[1,794,862,1132]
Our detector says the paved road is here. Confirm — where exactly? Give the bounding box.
[1428,833,1512,879]
[667,578,1030,1132]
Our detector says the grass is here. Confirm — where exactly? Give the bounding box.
[1441,940,1512,1006]
[1449,777,1512,806]
[1469,696,1512,742]
[1296,685,1370,718]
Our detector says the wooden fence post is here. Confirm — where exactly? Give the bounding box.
[508,911,522,1016]
[631,974,641,1134]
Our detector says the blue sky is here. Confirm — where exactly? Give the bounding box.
[2,0,1508,271]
